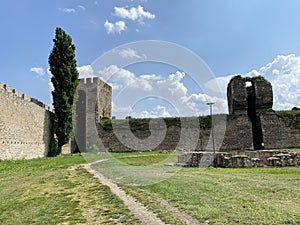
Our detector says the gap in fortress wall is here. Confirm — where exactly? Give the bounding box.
[0,82,54,160]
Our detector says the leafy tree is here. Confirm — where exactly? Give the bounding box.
[48,27,79,155]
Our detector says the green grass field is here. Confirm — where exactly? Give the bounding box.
[1,150,300,224]
[96,150,300,225]
[0,154,139,225]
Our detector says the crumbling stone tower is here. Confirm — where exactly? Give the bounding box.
[227,75,273,115]
[227,75,273,150]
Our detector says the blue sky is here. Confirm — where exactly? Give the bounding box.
[1,0,300,118]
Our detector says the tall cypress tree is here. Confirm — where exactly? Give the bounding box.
[48,27,79,154]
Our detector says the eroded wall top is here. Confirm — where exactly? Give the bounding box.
[227,75,273,115]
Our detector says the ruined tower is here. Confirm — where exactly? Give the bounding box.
[227,75,273,150]
[227,75,273,115]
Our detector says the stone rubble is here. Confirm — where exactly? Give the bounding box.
[177,150,300,168]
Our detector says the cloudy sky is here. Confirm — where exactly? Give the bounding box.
[1,0,300,118]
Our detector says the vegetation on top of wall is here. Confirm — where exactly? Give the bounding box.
[275,110,300,129]
[275,110,300,117]
[100,114,237,131]
[251,75,271,84]
[226,114,240,120]
[100,117,211,131]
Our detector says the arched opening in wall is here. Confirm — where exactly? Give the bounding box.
[246,81,264,150]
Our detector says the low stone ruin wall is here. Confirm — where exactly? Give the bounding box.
[177,150,300,168]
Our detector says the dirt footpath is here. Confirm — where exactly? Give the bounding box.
[83,160,200,225]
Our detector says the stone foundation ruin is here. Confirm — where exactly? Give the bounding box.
[177,150,300,168]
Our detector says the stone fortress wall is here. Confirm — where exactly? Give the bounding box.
[0,82,54,160]
[1,74,300,160]
[97,75,300,152]
[0,77,113,160]
[98,114,300,152]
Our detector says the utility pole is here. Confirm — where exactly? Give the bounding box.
[207,102,216,167]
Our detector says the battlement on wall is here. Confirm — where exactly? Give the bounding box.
[0,81,54,113]
[0,80,55,160]
[80,77,112,90]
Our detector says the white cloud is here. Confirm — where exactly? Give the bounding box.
[104,54,300,118]
[104,20,127,34]
[114,5,155,23]
[77,5,86,11]
[48,81,54,92]
[119,48,146,59]
[206,54,300,111]
[204,74,235,97]
[77,65,95,79]
[58,8,76,13]
[46,68,52,76]
[190,93,228,114]
[243,54,300,110]
[112,102,132,118]
[98,65,226,118]
[99,65,152,91]
[30,67,45,77]
[132,105,171,118]
[33,54,300,118]
[47,65,96,79]
[168,71,185,82]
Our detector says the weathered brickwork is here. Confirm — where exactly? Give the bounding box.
[0,82,54,160]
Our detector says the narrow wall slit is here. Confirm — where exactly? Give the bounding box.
[246,82,264,150]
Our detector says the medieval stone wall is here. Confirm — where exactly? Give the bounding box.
[261,112,300,149]
[0,82,54,160]
[1,74,300,159]
[97,113,300,152]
